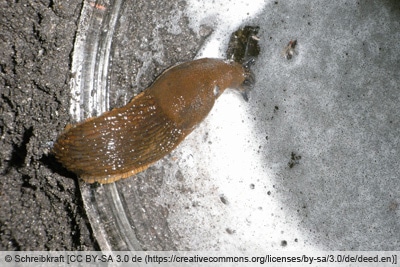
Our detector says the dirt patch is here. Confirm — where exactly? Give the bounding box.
[0,0,97,250]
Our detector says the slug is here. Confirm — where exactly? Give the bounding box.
[52,58,255,184]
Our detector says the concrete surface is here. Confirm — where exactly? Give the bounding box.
[158,0,400,250]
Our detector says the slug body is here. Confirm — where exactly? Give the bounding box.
[53,58,252,184]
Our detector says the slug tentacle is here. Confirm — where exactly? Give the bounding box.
[239,58,257,101]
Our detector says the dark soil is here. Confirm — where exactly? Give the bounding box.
[0,0,204,251]
[0,0,98,250]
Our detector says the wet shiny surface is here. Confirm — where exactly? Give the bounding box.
[54,59,248,183]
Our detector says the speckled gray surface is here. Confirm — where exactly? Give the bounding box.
[156,0,400,250]
[252,0,400,250]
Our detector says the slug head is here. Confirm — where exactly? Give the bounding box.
[149,58,248,131]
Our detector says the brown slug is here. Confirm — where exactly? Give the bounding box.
[52,58,255,184]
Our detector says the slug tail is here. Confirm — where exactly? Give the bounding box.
[52,92,187,184]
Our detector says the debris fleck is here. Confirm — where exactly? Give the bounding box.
[226,228,236,234]
[89,2,107,11]
[220,194,229,205]
[282,39,297,60]
[288,152,302,168]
